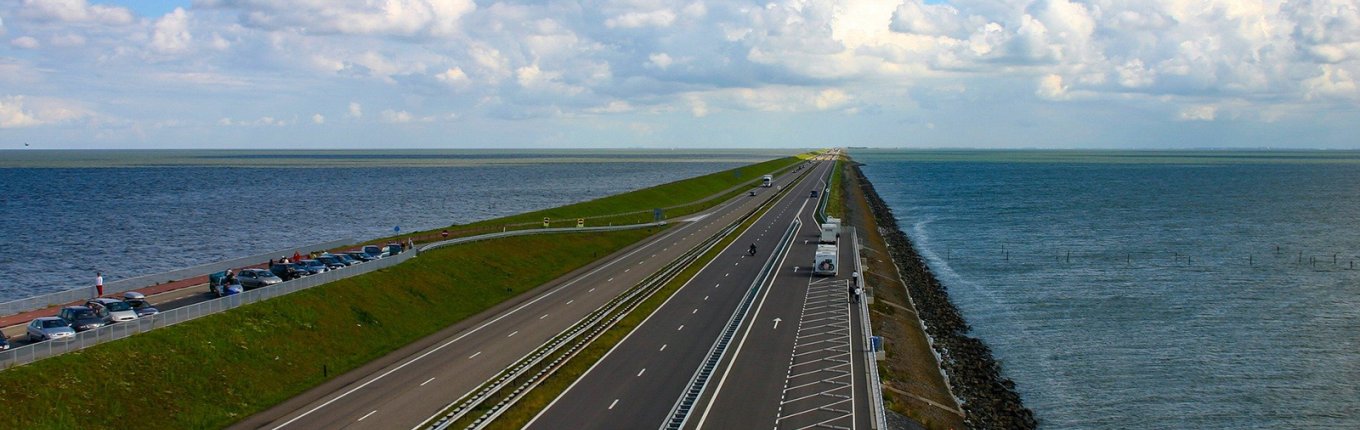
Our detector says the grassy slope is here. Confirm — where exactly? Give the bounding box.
[827,157,844,219]
[0,229,653,429]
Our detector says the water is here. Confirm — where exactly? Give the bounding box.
[0,149,790,301]
[854,150,1360,429]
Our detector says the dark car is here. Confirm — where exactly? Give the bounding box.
[0,331,9,350]
[362,245,384,259]
[58,306,107,332]
[345,251,375,262]
[237,268,283,289]
[270,263,307,281]
[384,243,403,257]
[331,253,359,266]
[298,259,329,275]
[315,255,346,270]
[122,292,159,317]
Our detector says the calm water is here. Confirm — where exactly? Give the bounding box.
[0,149,790,301]
[854,150,1360,429]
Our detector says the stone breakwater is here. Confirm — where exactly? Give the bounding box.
[852,164,1037,429]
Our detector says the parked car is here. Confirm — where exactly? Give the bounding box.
[122,292,159,317]
[330,253,359,266]
[86,297,139,323]
[208,271,246,297]
[0,331,9,350]
[298,259,329,275]
[315,255,346,270]
[384,243,403,257]
[270,263,307,281]
[237,268,283,289]
[58,306,107,332]
[27,317,75,342]
[362,245,384,259]
[345,251,375,262]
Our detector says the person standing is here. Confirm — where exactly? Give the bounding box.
[95,272,104,298]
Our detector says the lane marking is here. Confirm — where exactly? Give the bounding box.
[358,410,377,422]
[540,314,548,320]
[508,331,518,337]
[469,351,481,359]
[693,308,698,314]
[421,377,436,386]
[567,300,574,305]
[588,288,595,293]
[609,399,620,410]
[677,324,685,331]
[704,296,709,301]
[608,277,614,282]
[660,344,667,351]
[638,368,647,377]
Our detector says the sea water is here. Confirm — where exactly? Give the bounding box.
[0,149,789,301]
[854,150,1360,429]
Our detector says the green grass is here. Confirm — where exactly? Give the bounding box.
[0,229,655,430]
[826,157,844,219]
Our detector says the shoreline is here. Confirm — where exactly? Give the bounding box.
[850,162,1037,429]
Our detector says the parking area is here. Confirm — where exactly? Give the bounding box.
[777,277,856,430]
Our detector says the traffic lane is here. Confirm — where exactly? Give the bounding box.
[242,166,803,429]
[527,161,830,429]
[690,218,825,429]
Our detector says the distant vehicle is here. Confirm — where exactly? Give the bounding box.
[810,190,819,198]
[362,245,385,259]
[237,268,283,290]
[819,222,839,244]
[298,259,329,275]
[328,253,358,266]
[27,317,75,342]
[208,271,246,297]
[86,298,139,323]
[384,243,404,257]
[270,263,307,281]
[345,251,375,262]
[315,255,346,270]
[122,292,159,317]
[813,244,838,277]
[58,306,107,332]
[0,331,9,350]
[762,174,774,187]
[749,190,757,196]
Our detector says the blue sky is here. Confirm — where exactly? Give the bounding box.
[2,0,1358,149]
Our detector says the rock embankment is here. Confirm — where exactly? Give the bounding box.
[852,164,1037,429]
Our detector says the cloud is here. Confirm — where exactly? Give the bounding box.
[198,0,476,37]
[150,8,193,54]
[1036,74,1069,100]
[648,52,674,69]
[1178,105,1218,121]
[0,95,90,128]
[348,102,362,118]
[606,9,677,29]
[18,0,135,25]
[312,113,325,124]
[10,36,39,49]
[381,109,434,123]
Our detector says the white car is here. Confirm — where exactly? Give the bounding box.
[87,298,140,323]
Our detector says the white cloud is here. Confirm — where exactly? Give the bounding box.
[50,33,86,47]
[381,109,434,123]
[10,36,39,49]
[199,0,476,37]
[19,0,135,25]
[312,113,325,124]
[0,95,90,128]
[437,67,471,87]
[648,52,674,69]
[1178,105,1218,121]
[1036,74,1069,100]
[349,102,363,118]
[606,9,677,29]
[150,8,193,54]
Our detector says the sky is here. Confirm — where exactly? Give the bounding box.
[0,0,1358,149]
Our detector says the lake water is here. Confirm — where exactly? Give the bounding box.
[854,150,1360,429]
[0,149,790,302]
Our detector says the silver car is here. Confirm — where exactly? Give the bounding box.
[27,317,76,342]
[87,298,139,323]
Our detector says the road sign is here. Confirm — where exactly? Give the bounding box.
[576,218,585,228]
[394,226,400,233]
[653,208,663,221]
[543,217,550,228]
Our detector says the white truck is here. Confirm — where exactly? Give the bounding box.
[813,244,838,276]
[761,174,773,187]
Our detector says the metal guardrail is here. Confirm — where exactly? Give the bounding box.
[662,218,801,430]
[853,228,889,429]
[0,238,355,317]
[0,223,668,370]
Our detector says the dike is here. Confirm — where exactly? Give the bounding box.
[851,163,1037,429]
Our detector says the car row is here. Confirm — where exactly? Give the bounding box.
[22,290,162,343]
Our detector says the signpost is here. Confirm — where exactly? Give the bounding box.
[653,208,663,222]
[576,218,585,228]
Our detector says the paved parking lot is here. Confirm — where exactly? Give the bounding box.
[777,277,855,430]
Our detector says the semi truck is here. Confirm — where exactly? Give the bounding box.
[762,174,773,187]
[813,244,838,276]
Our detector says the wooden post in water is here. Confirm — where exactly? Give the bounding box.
[1249,255,1253,266]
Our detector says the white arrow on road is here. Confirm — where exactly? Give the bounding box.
[773,318,782,329]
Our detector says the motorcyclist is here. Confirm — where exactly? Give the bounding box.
[749,243,757,255]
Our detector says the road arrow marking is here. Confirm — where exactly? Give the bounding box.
[773,318,782,329]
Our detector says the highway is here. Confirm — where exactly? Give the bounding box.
[526,152,871,429]
[229,159,817,430]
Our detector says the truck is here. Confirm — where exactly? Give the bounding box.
[813,244,838,276]
[761,174,773,187]
[819,223,839,244]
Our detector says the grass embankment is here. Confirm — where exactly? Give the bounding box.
[826,156,844,219]
[383,154,815,244]
[0,229,654,429]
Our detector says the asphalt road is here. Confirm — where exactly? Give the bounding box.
[228,160,819,430]
[526,153,843,429]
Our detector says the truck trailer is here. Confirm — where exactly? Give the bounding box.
[761,174,773,187]
[813,244,838,276]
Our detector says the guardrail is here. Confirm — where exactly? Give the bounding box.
[0,238,355,318]
[662,218,801,430]
[853,228,889,429]
[0,223,666,370]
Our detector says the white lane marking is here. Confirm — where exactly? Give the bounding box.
[589,288,595,293]
[660,344,667,351]
[625,268,630,272]
[678,324,685,331]
[609,399,620,410]
[704,296,709,301]
[567,300,574,304]
[469,351,481,359]
[725,273,729,277]
[715,283,721,288]
[608,277,614,282]
[358,410,377,422]
[637,368,646,377]
[421,377,436,386]
[508,331,518,337]
[540,314,548,320]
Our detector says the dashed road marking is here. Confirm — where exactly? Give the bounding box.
[637,368,646,377]
[421,377,435,386]
[508,331,518,337]
[469,351,481,359]
[540,314,548,319]
[358,410,377,422]
[609,399,620,410]
[660,344,667,351]
[678,325,685,331]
